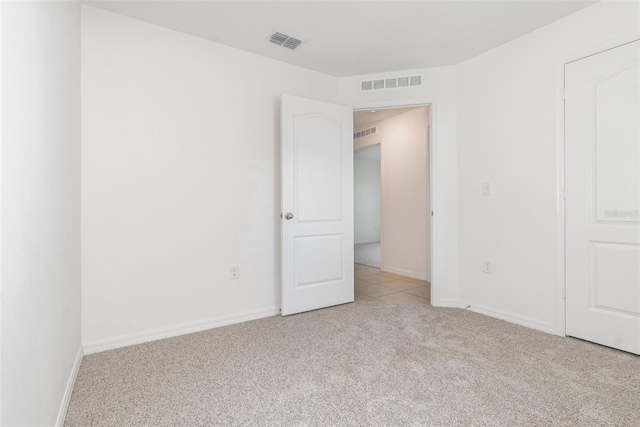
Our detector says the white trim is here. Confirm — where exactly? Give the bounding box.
[0,2,3,422]
[436,300,555,334]
[83,306,280,355]
[433,300,467,309]
[0,0,3,419]
[463,302,556,335]
[55,345,83,427]
[353,98,436,303]
[381,265,427,281]
[554,31,640,337]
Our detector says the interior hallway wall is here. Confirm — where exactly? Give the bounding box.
[355,108,430,281]
[354,152,381,244]
[1,2,81,425]
[81,6,340,348]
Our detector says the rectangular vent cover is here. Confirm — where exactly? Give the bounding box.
[360,74,423,91]
[354,126,377,139]
[269,30,304,50]
[283,37,302,50]
[269,32,288,46]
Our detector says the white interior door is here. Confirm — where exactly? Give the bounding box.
[281,94,354,316]
[565,40,640,355]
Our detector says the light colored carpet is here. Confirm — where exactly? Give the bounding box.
[66,302,640,426]
[354,242,381,268]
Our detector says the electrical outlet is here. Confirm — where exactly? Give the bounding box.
[483,260,491,274]
[230,265,239,280]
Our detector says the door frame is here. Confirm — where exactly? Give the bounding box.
[352,100,434,300]
[555,31,640,337]
[353,142,385,269]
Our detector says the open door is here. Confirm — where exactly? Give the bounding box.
[565,40,640,355]
[281,94,354,316]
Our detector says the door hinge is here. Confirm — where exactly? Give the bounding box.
[431,211,434,217]
[562,186,566,200]
[562,87,566,101]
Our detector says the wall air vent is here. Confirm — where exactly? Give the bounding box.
[410,75,422,86]
[268,30,304,51]
[360,74,423,91]
[354,126,377,140]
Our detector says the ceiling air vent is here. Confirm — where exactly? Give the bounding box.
[283,37,302,50]
[269,32,289,46]
[360,75,423,92]
[268,30,304,51]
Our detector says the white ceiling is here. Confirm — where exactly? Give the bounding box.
[85,1,597,77]
[354,107,422,129]
[355,145,381,162]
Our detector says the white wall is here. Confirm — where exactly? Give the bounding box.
[356,108,430,280]
[1,2,81,425]
[456,0,640,333]
[81,6,339,347]
[80,0,640,357]
[354,153,381,244]
[340,67,457,303]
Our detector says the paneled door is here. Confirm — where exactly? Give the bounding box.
[281,94,354,316]
[565,40,640,355]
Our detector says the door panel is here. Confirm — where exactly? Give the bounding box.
[296,115,343,221]
[281,94,354,316]
[565,40,640,355]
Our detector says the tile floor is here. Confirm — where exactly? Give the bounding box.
[354,263,430,305]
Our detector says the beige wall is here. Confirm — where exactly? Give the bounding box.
[355,107,430,281]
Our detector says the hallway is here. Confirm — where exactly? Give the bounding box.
[354,263,430,304]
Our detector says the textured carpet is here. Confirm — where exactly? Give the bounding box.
[354,242,381,268]
[66,302,640,426]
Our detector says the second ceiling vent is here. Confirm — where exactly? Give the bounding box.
[269,31,304,50]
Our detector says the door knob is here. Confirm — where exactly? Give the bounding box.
[284,212,294,220]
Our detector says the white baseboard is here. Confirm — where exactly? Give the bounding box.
[430,299,555,334]
[56,345,83,427]
[462,302,555,335]
[433,300,467,308]
[83,305,280,355]
[381,265,427,281]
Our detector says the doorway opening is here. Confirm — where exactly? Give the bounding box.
[352,106,432,305]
